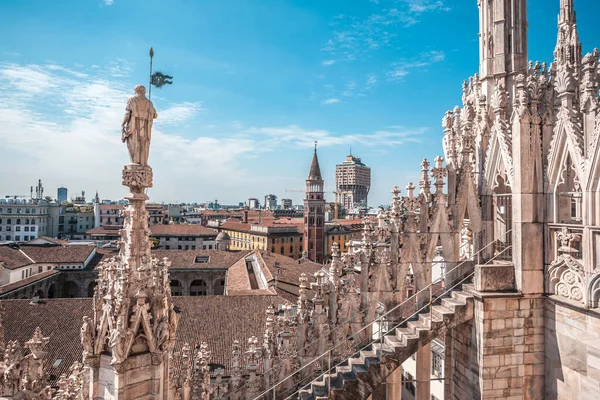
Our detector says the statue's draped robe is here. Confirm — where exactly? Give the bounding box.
[124,95,157,165]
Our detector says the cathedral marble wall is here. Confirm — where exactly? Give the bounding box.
[545,298,600,400]
[445,295,546,400]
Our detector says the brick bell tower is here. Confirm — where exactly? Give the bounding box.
[303,142,326,263]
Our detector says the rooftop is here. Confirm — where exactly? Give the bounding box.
[337,155,368,167]
[150,224,218,237]
[0,244,95,270]
[2,295,291,381]
[152,249,249,269]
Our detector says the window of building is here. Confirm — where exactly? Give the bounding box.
[24,227,29,232]
[194,256,210,263]
[15,227,20,232]
[38,266,43,273]
[16,219,20,225]
[432,352,443,378]
[208,245,213,249]
[6,219,10,224]
[402,372,415,396]
[5,235,10,241]
[25,219,29,224]
[24,236,29,241]
[7,209,12,214]
[6,226,10,231]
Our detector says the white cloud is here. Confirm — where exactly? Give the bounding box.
[156,102,204,126]
[245,124,424,148]
[0,61,430,203]
[365,74,378,89]
[342,81,357,97]
[321,60,336,66]
[404,0,449,14]
[321,0,449,64]
[0,62,257,202]
[0,64,57,93]
[387,50,445,81]
[104,0,114,5]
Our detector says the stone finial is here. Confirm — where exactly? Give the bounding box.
[332,242,340,258]
[405,182,415,198]
[442,110,453,133]
[24,327,49,360]
[419,158,431,198]
[245,336,261,366]
[431,156,447,194]
[514,74,528,110]
[377,207,386,228]
[390,185,402,227]
[229,340,242,391]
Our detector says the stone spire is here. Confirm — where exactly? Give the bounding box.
[308,141,323,181]
[81,85,179,400]
[555,0,582,69]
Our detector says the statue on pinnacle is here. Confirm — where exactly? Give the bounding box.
[121,84,157,166]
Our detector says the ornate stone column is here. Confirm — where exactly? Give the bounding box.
[80,85,179,400]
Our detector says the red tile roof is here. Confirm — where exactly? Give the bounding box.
[256,250,323,287]
[152,250,249,270]
[220,220,302,234]
[29,236,69,245]
[85,226,122,235]
[18,245,95,265]
[2,295,291,382]
[0,270,60,295]
[99,204,124,210]
[150,225,218,237]
[0,245,34,269]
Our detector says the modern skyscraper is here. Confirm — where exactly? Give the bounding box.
[57,187,68,203]
[335,155,371,211]
[303,143,325,263]
[264,194,277,210]
[248,198,260,209]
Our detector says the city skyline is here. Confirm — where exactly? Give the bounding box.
[1,0,599,206]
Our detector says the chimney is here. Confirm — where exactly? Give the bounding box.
[242,209,249,224]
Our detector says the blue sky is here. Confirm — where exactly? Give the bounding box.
[1,0,599,206]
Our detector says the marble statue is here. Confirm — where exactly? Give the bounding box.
[121,85,157,166]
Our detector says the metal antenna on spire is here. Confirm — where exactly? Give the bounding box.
[314,141,318,151]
